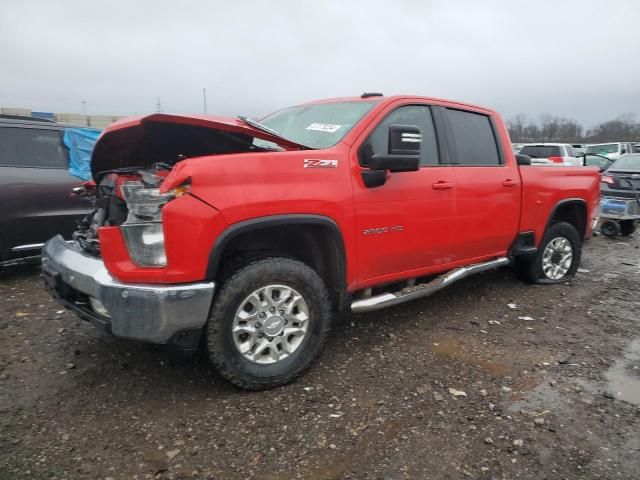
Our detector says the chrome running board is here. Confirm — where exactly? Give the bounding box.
[351,257,510,313]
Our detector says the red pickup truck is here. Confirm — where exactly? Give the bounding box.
[42,94,600,390]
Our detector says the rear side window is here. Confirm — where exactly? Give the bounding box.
[0,127,67,168]
[360,105,439,166]
[520,145,562,158]
[446,109,501,165]
[565,145,575,157]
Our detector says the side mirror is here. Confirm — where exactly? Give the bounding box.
[515,154,531,166]
[368,124,420,173]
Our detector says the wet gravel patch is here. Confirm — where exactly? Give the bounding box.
[1,234,639,479]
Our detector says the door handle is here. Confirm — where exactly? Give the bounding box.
[432,181,454,190]
[502,179,518,187]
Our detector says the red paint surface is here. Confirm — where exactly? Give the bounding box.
[98,96,600,289]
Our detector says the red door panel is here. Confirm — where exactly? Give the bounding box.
[352,165,456,283]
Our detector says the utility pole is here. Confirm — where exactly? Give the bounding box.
[156,97,162,112]
[202,88,207,114]
[81,100,86,115]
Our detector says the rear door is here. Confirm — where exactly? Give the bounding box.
[441,107,521,262]
[0,124,88,261]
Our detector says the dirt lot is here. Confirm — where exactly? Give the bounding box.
[1,234,639,480]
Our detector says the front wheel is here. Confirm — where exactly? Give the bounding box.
[205,257,331,390]
[516,222,582,284]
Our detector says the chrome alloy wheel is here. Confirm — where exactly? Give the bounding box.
[232,284,309,364]
[541,237,573,280]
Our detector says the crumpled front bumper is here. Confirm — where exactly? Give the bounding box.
[41,235,214,345]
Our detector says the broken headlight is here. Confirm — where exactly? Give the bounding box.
[119,181,176,267]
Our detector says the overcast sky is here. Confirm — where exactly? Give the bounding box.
[1,0,638,126]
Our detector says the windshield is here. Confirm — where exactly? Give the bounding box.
[609,154,640,171]
[519,145,561,158]
[586,144,618,154]
[254,101,378,149]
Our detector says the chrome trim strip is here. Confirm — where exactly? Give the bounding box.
[351,257,510,314]
[11,243,45,251]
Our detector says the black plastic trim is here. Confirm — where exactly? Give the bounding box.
[431,106,452,165]
[205,214,347,289]
[509,231,537,256]
[547,198,588,239]
[362,170,387,188]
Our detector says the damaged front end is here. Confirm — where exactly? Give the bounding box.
[72,164,177,266]
[69,112,304,266]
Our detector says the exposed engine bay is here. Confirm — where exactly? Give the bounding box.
[69,114,300,261]
[72,163,172,256]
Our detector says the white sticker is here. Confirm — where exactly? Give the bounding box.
[306,123,342,133]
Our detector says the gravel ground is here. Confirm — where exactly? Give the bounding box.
[1,234,640,480]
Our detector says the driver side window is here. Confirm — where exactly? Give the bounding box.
[359,105,439,167]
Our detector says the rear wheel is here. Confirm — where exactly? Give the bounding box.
[517,222,582,284]
[601,220,621,237]
[205,257,331,390]
[620,220,637,236]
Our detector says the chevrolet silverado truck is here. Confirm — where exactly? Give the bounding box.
[41,94,600,390]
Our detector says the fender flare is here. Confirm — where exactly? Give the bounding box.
[545,198,588,239]
[205,214,347,287]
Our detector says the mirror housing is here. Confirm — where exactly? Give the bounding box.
[388,124,421,155]
[367,124,420,173]
[369,153,420,172]
[515,154,531,166]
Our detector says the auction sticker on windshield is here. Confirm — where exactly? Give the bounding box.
[306,123,342,133]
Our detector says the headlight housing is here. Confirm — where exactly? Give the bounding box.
[119,181,188,267]
[121,222,167,267]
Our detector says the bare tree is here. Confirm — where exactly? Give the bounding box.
[507,112,635,144]
[587,114,640,142]
[539,114,561,142]
[507,113,527,142]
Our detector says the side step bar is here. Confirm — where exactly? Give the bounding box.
[351,257,510,314]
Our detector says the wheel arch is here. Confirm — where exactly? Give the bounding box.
[205,214,347,309]
[545,198,588,241]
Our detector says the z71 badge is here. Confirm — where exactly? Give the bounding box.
[304,159,338,168]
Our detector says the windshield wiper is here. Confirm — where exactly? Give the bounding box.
[236,115,312,149]
[237,115,280,136]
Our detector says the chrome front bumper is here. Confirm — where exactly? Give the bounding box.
[41,235,215,344]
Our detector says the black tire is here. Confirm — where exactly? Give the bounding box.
[620,220,637,236]
[516,222,582,284]
[600,220,621,237]
[205,257,331,390]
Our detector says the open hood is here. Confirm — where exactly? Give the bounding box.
[91,113,306,179]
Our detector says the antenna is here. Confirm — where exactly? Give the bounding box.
[156,96,162,112]
[203,88,207,114]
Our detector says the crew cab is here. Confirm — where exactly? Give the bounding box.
[41,94,600,390]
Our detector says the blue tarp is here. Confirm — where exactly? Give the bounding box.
[63,128,101,180]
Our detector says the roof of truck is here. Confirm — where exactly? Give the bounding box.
[303,95,497,114]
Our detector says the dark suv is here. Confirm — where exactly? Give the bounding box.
[0,116,91,265]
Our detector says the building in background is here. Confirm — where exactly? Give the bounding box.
[0,107,124,129]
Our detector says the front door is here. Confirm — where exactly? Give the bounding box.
[351,103,457,286]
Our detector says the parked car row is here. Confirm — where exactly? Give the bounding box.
[513,141,640,169]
